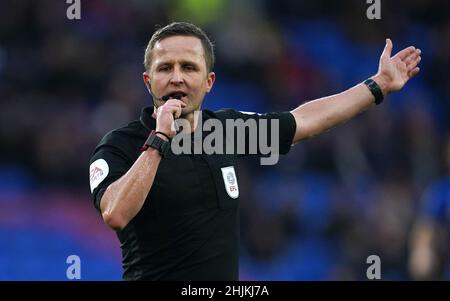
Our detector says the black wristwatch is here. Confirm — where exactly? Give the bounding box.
[141,131,170,157]
[364,78,384,105]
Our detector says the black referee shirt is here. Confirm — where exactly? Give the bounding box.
[89,107,296,280]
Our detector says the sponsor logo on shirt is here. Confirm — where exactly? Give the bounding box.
[89,159,109,193]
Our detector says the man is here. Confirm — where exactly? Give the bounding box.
[409,137,450,280]
[89,22,421,280]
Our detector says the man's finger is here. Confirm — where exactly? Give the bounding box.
[394,46,416,60]
[153,106,162,118]
[163,103,183,119]
[165,104,181,113]
[405,50,421,68]
[166,99,187,107]
[381,38,393,59]
[408,67,420,78]
[162,101,185,112]
[404,51,418,66]
[408,55,421,69]
[174,106,182,119]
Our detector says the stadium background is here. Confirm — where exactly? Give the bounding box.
[0,0,449,280]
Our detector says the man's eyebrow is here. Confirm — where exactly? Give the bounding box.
[155,61,173,67]
[155,60,199,67]
[180,60,199,66]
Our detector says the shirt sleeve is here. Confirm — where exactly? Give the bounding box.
[89,133,134,213]
[215,109,296,157]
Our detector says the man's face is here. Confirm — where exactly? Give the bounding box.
[143,35,215,115]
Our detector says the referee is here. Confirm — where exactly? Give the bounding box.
[89,22,421,280]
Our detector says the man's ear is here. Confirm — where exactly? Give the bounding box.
[206,72,216,93]
[143,72,151,88]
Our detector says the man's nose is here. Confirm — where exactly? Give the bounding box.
[170,67,184,85]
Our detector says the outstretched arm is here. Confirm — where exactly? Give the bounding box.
[290,39,421,143]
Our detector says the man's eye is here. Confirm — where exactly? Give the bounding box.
[159,66,170,71]
[184,65,196,71]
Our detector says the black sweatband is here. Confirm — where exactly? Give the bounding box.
[364,78,384,105]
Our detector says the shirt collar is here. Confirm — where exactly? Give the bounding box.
[140,106,156,131]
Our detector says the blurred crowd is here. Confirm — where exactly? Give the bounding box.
[0,0,449,280]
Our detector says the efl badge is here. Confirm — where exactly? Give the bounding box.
[89,159,109,193]
[221,166,239,199]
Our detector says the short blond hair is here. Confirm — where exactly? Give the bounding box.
[144,22,215,73]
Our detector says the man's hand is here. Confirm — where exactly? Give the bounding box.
[372,38,421,95]
[290,38,422,143]
[154,99,186,138]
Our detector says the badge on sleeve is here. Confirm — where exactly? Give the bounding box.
[89,159,109,193]
[221,166,239,199]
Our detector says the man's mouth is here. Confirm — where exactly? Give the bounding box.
[166,92,187,100]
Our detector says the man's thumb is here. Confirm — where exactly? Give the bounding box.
[381,38,393,59]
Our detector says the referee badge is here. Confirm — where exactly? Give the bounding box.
[220,166,239,199]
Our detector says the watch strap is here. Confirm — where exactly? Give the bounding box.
[141,130,170,157]
[364,78,384,105]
